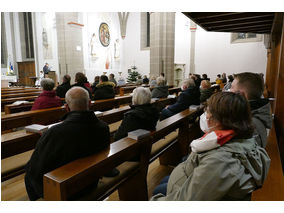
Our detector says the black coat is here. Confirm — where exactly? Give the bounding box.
[151,86,169,98]
[24,111,110,200]
[167,86,200,113]
[71,83,92,99]
[114,104,160,141]
[93,81,115,100]
[56,82,71,98]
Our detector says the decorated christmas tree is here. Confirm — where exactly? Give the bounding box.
[127,65,141,83]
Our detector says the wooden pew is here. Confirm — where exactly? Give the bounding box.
[1,95,134,132]
[1,91,42,99]
[1,89,41,95]
[251,123,284,201]
[1,96,39,111]
[42,107,201,201]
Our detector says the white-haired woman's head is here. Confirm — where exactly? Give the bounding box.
[132,87,152,105]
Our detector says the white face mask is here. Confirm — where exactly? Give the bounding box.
[199,112,215,133]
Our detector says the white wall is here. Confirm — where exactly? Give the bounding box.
[195,26,267,81]
[122,12,150,79]
[174,12,191,78]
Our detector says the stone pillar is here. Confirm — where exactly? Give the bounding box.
[150,12,175,85]
[56,12,84,84]
[189,20,197,75]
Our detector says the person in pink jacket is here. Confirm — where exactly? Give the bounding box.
[31,78,62,110]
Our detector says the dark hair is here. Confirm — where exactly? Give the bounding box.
[202,74,207,79]
[234,72,264,99]
[217,74,221,78]
[100,75,108,82]
[94,76,100,82]
[109,73,114,79]
[207,92,254,139]
[228,75,234,82]
[75,72,86,84]
[160,73,165,77]
[63,75,71,84]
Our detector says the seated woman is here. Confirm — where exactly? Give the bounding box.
[200,80,213,103]
[32,78,62,110]
[114,87,160,141]
[56,74,71,98]
[71,72,92,99]
[151,77,169,99]
[160,78,200,120]
[93,75,115,100]
[151,92,270,201]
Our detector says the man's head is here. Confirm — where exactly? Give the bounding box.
[65,87,90,111]
[200,80,211,89]
[202,74,207,79]
[63,75,71,84]
[40,78,55,91]
[217,74,221,78]
[160,73,165,78]
[45,63,49,66]
[230,72,264,100]
[181,78,195,91]
[109,73,115,79]
[75,72,85,84]
[100,75,108,82]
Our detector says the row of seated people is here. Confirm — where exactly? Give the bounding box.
[23,72,271,200]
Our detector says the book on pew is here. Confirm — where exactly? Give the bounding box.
[167,94,176,99]
[25,124,48,133]
[151,98,159,102]
[189,104,203,111]
[94,111,103,117]
[11,100,30,105]
[128,129,151,140]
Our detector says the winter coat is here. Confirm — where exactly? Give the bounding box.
[56,82,71,98]
[167,86,200,113]
[143,77,149,84]
[250,99,272,148]
[152,86,169,98]
[24,111,110,200]
[114,104,160,141]
[71,83,92,99]
[93,81,115,100]
[31,90,62,111]
[200,88,213,103]
[151,138,270,201]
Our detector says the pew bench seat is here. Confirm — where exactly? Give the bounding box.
[1,150,33,182]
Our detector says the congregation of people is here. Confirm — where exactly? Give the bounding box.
[24,69,272,201]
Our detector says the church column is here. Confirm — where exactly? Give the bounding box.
[150,12,175,85]
[189,20,197,74]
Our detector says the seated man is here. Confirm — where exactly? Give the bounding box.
[56,74,71,98]
[109,73,117,86]
[25,87,110,200]
[151,77,169,98]
[114,87,160,141]
[71,72,92,99]
[31,78,62,110]
[160,79,200,120]
[93,75,115,100]
[200,80,213,103]
[230,72,272,148]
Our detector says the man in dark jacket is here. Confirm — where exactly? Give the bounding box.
[25,87,110,200]
[160,78,200,120]
[200,80,213,103]
[114,87,160,141]
[31,78,62,110]
[151,77,169,98]
[71,72,92,99]
[56,74,71,98]
[93,75,115,100]
[230,72,272,148]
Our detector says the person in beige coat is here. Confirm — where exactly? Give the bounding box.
[151,92,270,201]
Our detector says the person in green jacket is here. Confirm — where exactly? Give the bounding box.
[200,80,213,103]
[151,92,270,201]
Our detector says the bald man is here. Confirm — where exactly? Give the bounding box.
[25,87,110,200]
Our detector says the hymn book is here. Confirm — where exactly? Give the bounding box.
[127,129,151,140]
[25,124,48,133]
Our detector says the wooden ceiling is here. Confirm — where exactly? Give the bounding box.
[182,12,275,34]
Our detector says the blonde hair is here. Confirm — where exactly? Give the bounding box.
[201,80,211,89]
[132,87,151,105]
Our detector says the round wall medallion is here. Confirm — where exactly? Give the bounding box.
[99,23,110,47]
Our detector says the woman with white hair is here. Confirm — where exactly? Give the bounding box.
[151,77,169,98]
[114,87,160,141]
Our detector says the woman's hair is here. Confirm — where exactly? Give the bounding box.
[156,76,166,86]
[201,80,211,89]
[40,78,55,91]
[94,76,100,82]
[132,87,151,105]
[75,72,86,84]
[207,92,254,138]
[100,75,108,82]
[63,75,71,84]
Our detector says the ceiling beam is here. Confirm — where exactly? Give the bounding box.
[184,12,242,20]
[209,23,272,32]
[212,26,272,33]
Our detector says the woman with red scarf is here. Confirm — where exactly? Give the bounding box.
[151,92,270,201]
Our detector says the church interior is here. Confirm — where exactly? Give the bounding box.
[1,10,284,204]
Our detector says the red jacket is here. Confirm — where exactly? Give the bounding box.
[31,90,62,111]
